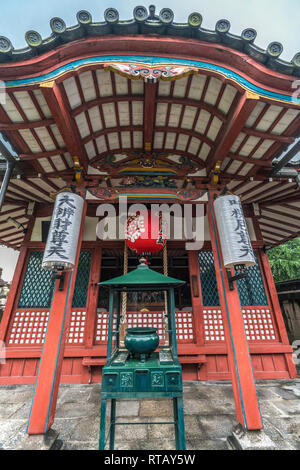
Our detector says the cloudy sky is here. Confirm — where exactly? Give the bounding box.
[0,0,299,281]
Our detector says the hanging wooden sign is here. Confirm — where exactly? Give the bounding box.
[42,191,84,271]
[214,195,256,268]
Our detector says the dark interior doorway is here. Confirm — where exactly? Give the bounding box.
[98,248,191,310]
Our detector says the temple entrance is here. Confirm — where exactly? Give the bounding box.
[98,247,192,311]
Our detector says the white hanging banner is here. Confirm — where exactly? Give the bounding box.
[214,195,256,268]
[42,191,84,271]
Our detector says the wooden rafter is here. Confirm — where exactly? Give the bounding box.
[143,82,157,151]
[207,91,259,173]
[40,81,88,172]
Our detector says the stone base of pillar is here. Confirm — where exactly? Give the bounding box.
[227,424,276,450]
[16,429,62,450]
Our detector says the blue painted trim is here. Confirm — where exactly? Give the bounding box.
[1,55,299,106]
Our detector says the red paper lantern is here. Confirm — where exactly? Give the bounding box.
[125,209,167,255]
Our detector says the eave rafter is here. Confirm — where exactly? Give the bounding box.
[40,81,88,172]
[207,91,259,173]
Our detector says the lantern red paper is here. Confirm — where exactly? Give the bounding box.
[125,209,167,255]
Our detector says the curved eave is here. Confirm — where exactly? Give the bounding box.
[0,36,299,96]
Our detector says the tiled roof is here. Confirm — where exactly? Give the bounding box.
[0,6,299,77]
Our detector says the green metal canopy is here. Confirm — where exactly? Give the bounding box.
[98,263,185,288]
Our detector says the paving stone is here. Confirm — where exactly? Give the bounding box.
[183,415,206,439]
[55,402,98,419]
[0,386,34,404]
[0,402,26,419]
[280,384,300,398]
[139,399,173,417]
[137,438,176,450]
[256,387,281,401]
[57,387,91,406]
[183,398,232,415]
[199,414,236,439]
[147,418,175,440]
[258,400,287,418]
[0,419,28,449]
[115,400,140,417]
[0,380,299,450]
[267,399,300,416]
[114,441,140,450]
[87,384,101,404]
[270,387,299,400]
[267,417,300,438]
[60,416,101,442]
[187,438,228,450]
[62,440,98,450]
[113,417,148,442]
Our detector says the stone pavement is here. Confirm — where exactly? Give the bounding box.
[0,379,299,450]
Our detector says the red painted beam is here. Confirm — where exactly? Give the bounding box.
[0,119,55,131]
[207,191,263,430]
[242,127,294,144]
[19,148,67,160]
[40,82,88,171]
[207,92,259,173]
[27,202,87,434]
[143,82,157,151]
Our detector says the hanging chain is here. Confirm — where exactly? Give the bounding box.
[163,243,169,345]
[119,243,128,348]
[121,243,128,324]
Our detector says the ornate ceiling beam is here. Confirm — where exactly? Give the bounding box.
[143,82,157,151]
[40,81,88,171]
[207,91,259,173]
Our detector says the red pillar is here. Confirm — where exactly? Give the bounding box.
[0,216,35,344]
[259,249,298,378]
[207,192,263,430]
[27,202,87,434]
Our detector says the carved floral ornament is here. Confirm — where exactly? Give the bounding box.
[104,63,198,83]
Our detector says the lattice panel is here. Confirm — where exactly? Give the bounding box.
[235,253,268,306]
[18,251,55,308]
[203,308,225,342]
[94,310,194,344]
[198,251,220,306]
[66,310,87,344]
[242,308,277,341]
[72,251,92,308]
[95,311,110,344]
[127,312,166,342]
[175,311,194,342]
[8,309,49,345]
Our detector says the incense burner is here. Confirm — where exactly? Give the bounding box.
[125,327,159,358]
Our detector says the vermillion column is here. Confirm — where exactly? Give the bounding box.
[27,201,87,434]
[207,192,263,430]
